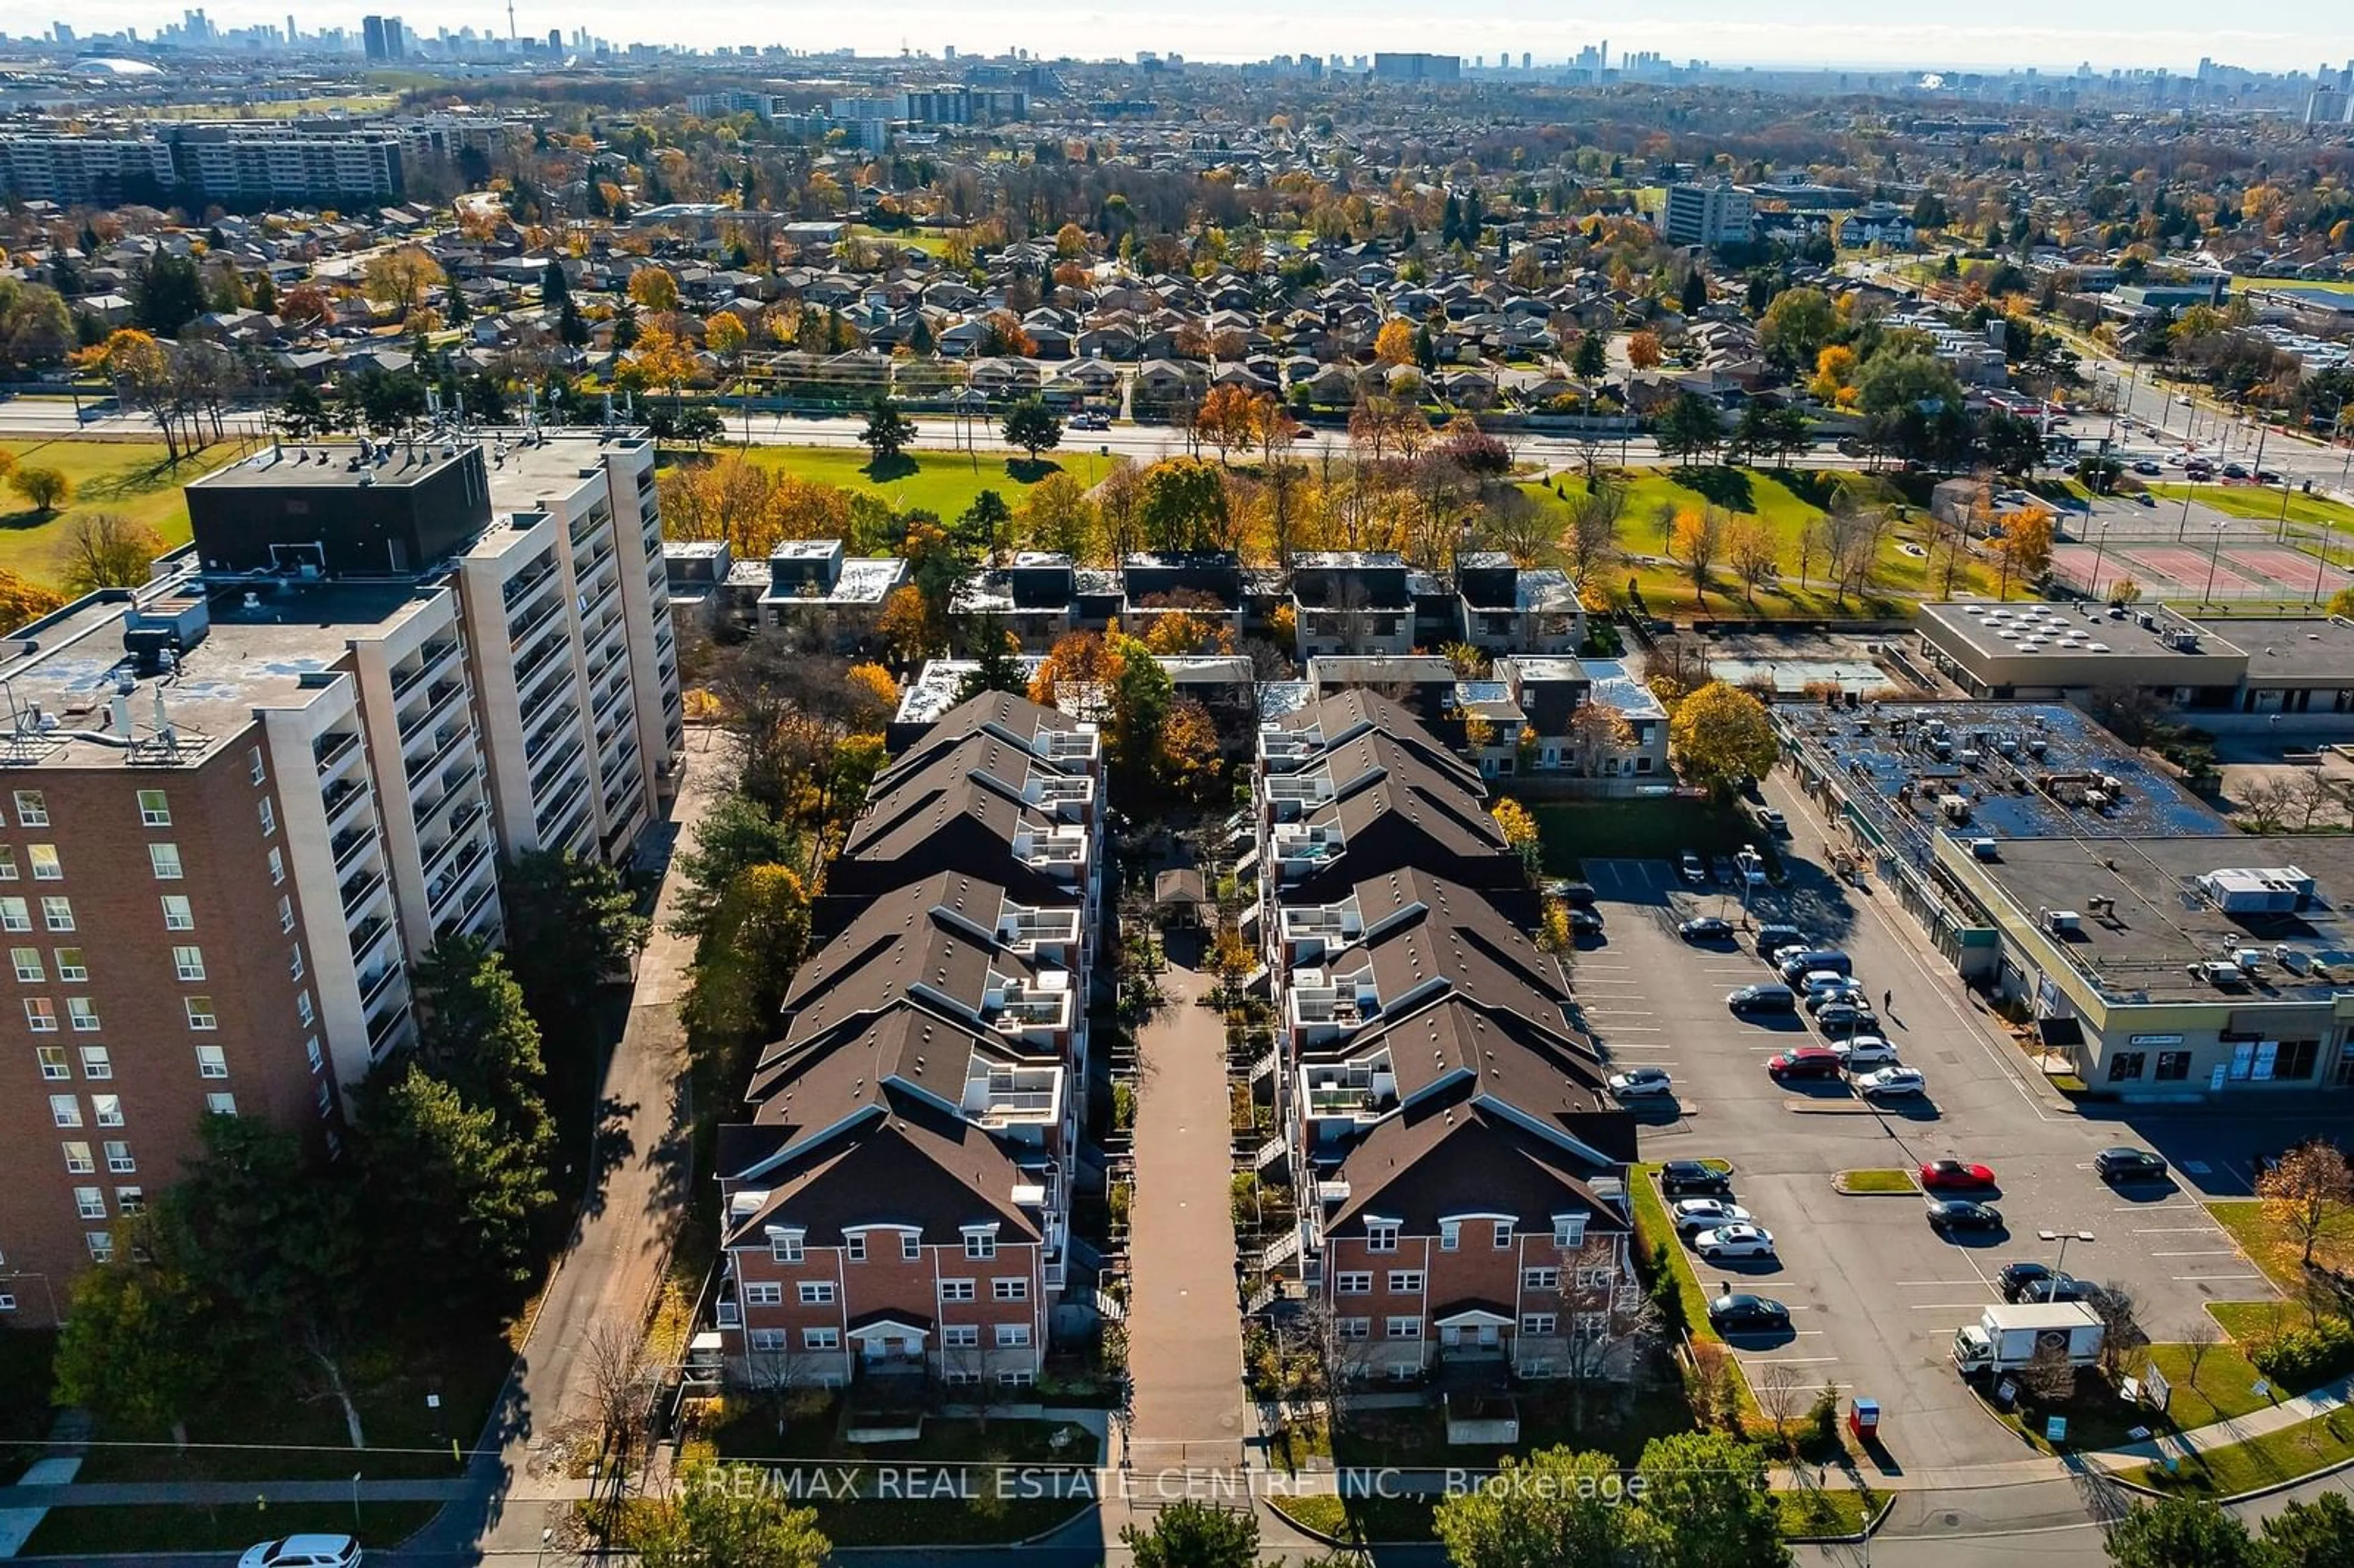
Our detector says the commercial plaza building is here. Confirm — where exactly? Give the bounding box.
[0,430,682,1326]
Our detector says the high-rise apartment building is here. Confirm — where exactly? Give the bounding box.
[1662,181,1754,248]
[1370,52,1462,83]
[361,12,403,59]
[0,428,682,1328]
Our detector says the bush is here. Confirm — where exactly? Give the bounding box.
[2252,1320,2354,1388]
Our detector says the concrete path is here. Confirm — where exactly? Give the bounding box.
[1116,939,1249,1477]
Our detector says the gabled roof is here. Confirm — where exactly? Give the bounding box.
[1328,1090,1632,1238]
[1328,868,1572,1030]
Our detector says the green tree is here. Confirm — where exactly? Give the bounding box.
[955,615,1028,701]
[498,849,648,1042]
[2105,1497,2272,1568]
[10,465,71,514]
[1572,330,1608,382]
[1121,1499,1262,1568]
[1001,395,1064,460]
[1105,630,1174,783]
[408,935,553,1163]
[861,395,916,463]
[681,862,813,1045]
[56,512,161,593]
[1138,458,1229,551]
[280,378,332,438]
[1628,1430,1789,1568]
[131,252,207,336]
[558,297,590,349]
[1856,349,1966,423]
[675,793,804,939]
[1656,393,1724,466]
[1667,682,1780,797]
[2261,1492,2354,1568]
[1434,1446,1629,1568]
[955,490,1014,558]
[1757,286,1836,370]
[50,1254,222,1449]
[629,1461,831,1568]
[351,1063,553,1310]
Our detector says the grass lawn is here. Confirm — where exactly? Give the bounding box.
[1528,799,1764,877]
[1629,1165,1729,1357]
[0,438,243,587]
[1977,1337,2288,1456]
[2144,484,2354,531]
[1776,1485,1877,1540]
[713,444,1116,522]
[1837,1170,1918,1193]
[2206,1200,2354,1293]
[1526,465,2006,619]
[2126,1406,2354,1496]
[23,1500,438,1556]
[1268,1492,1440,1544]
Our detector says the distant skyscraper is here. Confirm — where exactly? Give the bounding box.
[286,12,297,41]
[1521,51,1531,70]
[361,13,404,59]
[547,26,560,48]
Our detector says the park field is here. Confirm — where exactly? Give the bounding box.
[2143,482,2354,531]
[727,444,1117,519]
[0,438,242,587]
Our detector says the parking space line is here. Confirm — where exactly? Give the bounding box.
[2151,1249,2238,1257]
[1906,1301,2001,1309]
[2133,1226,2224,1233]
[1893,1279,1989,1286]
[2173,1273,2266,1282]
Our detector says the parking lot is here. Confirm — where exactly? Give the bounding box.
[1567,782,2319,1471]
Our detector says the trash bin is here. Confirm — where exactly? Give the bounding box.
[1848,1398,1881,1441]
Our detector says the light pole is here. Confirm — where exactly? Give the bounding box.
[2089,520,2111,603]
[2313,523,2334,604]
[2203,520,2230,605]
[2177,474,2196,541]
[2041,1228,2095,1277]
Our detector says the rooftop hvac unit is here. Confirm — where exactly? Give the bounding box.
[2187,959,2246,988]
[2042,909,2082,934]
[2234,948,2265,973]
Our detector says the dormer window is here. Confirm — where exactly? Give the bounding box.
[768,1227,804,1265]
[963,1225,998,1261]
[1553,1213,1588,1249]
[1365,1220,1400,1253]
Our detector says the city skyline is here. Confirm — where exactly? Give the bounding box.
[4,0,2351,77]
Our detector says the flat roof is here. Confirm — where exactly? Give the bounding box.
[1961,834,2354,1006]
[2216,617,2354,682]
[1916,599,2237,664]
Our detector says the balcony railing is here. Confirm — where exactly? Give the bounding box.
[405,725,472,788]
[398,678,465,745]
[321,774,365,824]
[339,867,386,914]
[367,1001,413,1055]
[501,558,558,609]
[358,961,403,1008]
[313,731,361,777]
[391,639,460,701]
[347,911,392,963]
[329,822,378,871]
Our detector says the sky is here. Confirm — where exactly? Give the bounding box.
[21,0,2354,75]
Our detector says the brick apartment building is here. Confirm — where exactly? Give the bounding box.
[711,693,1102,1390]
[0,428,681,1328]
[1249,692,1640,1385]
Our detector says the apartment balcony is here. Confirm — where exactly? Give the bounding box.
[1038,728,1100,767]
[367,1000,414,1058]
[506,588,564,649]
[500,558,559,611]
[329,820,379,872]
[530,734,587,802]
[404,724,474,788]
[390,639,461,702]
[513,628,570,690]
[397,677,467,746]
[357,957,404,1010]
[424,836,489,911]
[339,866,387,915]
[348,911,395,965]
[321,774,369,831]
[536,774,591,842]
[440,872,498,942]
[420,814,486,886]
[519,655,579,721]
[313,730,362,778]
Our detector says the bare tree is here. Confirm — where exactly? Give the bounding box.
[2291,769,2343,832]
[1757,1363,1805,1457]
[581,1320,658,1453]
[2090,1283,2148,1379]
[1563,479,1625,592]
[2258,1141,2354,1267]
[2180,1315,2222,1389]
[2237,777,2302,835]
[2018,1339,2077,1404]
[1567,700,1635,778]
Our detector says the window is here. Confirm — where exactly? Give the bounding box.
[1385,1317,1423,1339]
[1336,1317,1371,1340]
[994,1323,1031,1348]
[314,1082,334,1118]
[28,845,59,881]
[295,990,313,1026]
[36,1045,66,1079]
[194,1045,229,1079]
[747,1330,787,1353]
[1576,1313,1610,1339]
[1522,1312,1558,1336]
[0,848,15,880]
[278,896,294,934]
[1365,1221,1400,1252]
[1494,1220,1515,1250]
[259,797,276,837]
[1336,1271,1372,1295]
[49,1094,80,1127]
[305,1037,322,1075]
[267,848,284,886]
[148,844,183,880]
[1553,1214,1588,1248]
[796,1281,835,1305]
[1387,1269,1425,1294]
[2277,1040,2322,1081]
[61,1141,93,1174]
[86,1231,113,1263]
[68,998,98,1032]
[185,997,217,1030]
[1523,1266,1561,1292]
[91,1095,122,1128]
[0,1294,14,1313]
[12,947,40,983]
[75,1187,106,1220]
[802,1327,840,1351]
[161,895,194,931]
[114,1187,143,1216]
[138,790,172,826]
[25,998,56,1032]
[992,1277,1029,1301]
[1439,1220,1460,1251]
[940,1370,980,1388]
[289,945,304,983]
[741,1282,783,1307]
[1,898,28,932]
[768,1232,803,1264]
[943,1325,980,1348]
[963,1230,997,1260]
[2156,1050,2192,1081]
[41,897,71,932]
[173,946,205,981]
[2107,1051,2147,1083]
[845,1233,867,1262]
[205,1092,237,1116]
[901,1232,922,1260]
[79,1046,110,1079]
[1578,1266,1614,1289]
[104,1141,134,1173]
[53,948,84,983]
[14,791,46,826]
[999,1370,1037,1388]
[249,747,266,786]
[939,1279,976,1303]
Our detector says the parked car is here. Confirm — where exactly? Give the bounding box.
[1831,1035,1900,1067]
[1920,1160,1998,1190]
[1755,923,1805,960]
[1569,908,1606,936]
[1660,1160,1732,1197]
[240,1539,364,1568]
[2094,1146,2169,1182]
[1726,983,1798,1015]
[1813,1002,1878,1033]
[1927,1200,2005,1233]
[1678,851,1708,885]
[1999,1262,2061,1301]
[1707,1292,1791,1331]
[1609,1067,1675,1099]
[1558,881,1599,908]
[1735,849,1769,886]
[1769,1048,1845,1080]
[1855,1066,1928,1098]
[1680,915,1736,942]
[2022,1275,2101,1304]
[1804,981,1869,1012]
[1756,807,1789,835]
[1671,1198,1753,1234]
[1694,1224,1777,1260]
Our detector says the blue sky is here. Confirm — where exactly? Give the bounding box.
[28,0,2352,74]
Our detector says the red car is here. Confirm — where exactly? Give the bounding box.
[1919,1159,1997,1190]
[1769,1048,1844,1081]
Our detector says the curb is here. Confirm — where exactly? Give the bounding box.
[1831,1171,1920,1195]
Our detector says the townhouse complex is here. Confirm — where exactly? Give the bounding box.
[710,692,1103,1396]
[0,427,682,1326]
[1247,691,1644,1384]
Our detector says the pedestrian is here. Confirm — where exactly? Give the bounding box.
[1883,989,1894,1012]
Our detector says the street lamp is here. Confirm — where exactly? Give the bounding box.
[2312,524,2333,605]
[2040,1228,2095,1276]
[2089,520,2111,603]
[2203,520,2230,605]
